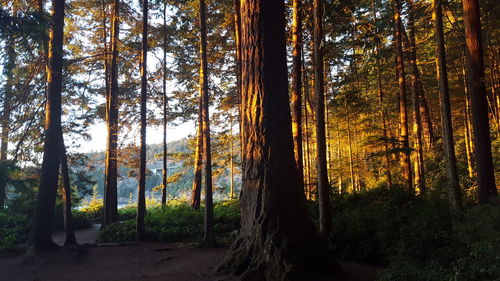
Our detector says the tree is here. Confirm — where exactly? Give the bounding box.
[393,0,412,191]
[103,0,119,227]
[291,0,305,190]
[218,0,338,279]
[162,2,168,207]
[29,0,65,250]
[191,99,203,210]
[433,0,461,211]
[461,0,497,203]
[198,0,214,247]
[313,0,332,236]
[406,0,425,192]
[136,0,148,240]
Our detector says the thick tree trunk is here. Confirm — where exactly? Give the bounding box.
[29,0,65,250]
[136,0,148,240]
[162,3,168,207]
[103,0,119,227]
[198,0,214,247]
[433,0,462,211]
[371,0,392,188]
[291,0,305,191]
[462,0,497,203]
[393,0,412,192]
[60,138,77,245]
[406,0,425,192]
[218,0,339,279]
[313,0,331,236]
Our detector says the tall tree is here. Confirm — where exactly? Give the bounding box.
[433,0,461,211]
[462,0,497,203]
[406,0,425,192]
[291,0,305,190]
[313,0,331,236]
[29,0,65,250]
[103,0,119,227]
[198,0,214,247]
[190,106,203,210]
[393,0,412,191]
[161,2,168,207]
[136,0,148,240]
[218,0,338,278]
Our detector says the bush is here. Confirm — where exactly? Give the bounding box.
[98,200,241,244]
[0,211,29,253]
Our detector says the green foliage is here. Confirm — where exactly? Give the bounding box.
[0,211,29,253]
[98,200,240,244]
[330,187,500,281]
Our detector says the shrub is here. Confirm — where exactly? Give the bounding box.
[0,211,29,253]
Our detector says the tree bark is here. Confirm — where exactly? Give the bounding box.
[29,0,65,250]
[393,0,412,192]
[462,0,497,203]
[191,111,203,209]
[433,0,462,211]
[406,0,425,192]
[233,0,243,160]
[162,2,168,207]
[198,0,214,247]
[313,0,331,236]
[60,137,77,245]
[218,0,339,279]
[291,0,305,191]
[136,0,148,240]
[103,0,119,227]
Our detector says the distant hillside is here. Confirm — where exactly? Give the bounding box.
[77,138,241,204]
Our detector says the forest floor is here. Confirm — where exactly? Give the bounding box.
[0,226,378,281]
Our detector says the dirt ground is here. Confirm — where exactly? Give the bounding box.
[0,227,378,281]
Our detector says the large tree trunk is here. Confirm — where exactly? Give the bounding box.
[162,2,168,207]
[406,0,425,192]
[433,0,462,211]
[313,0,331,236]
[462,0,497,203]
[218,1,338,279]
[136,0,148,240]
[198,0,214,247]
[233,0,243,160]
[371,0,392,188]
[291,0,305,191]
[60,138,77,245]
[103,0,119,227]
[28,0,65,250]
[393,0,412,192]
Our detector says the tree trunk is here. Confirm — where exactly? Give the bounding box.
[233,0,243,160]
[407,0,425,192]
[218,1,339,279]
[161,3,168,207]
[371,0,392,188]
[29,0,65,250]
[136,0,148,240]
[291,0,305,191]
[191,111,203,210]
[103,0,119,227]
[60,137,77,245]
[0,26,15,208]
[198,0,214,247]
[393,0,412,192]
[313,0,331,236]
[433,0,462,211]
[462,0,497,203]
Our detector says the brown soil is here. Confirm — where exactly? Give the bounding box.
[0,227,378,281]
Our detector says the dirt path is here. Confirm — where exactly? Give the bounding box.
[52,224,101,246]
[0,227,378,281]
